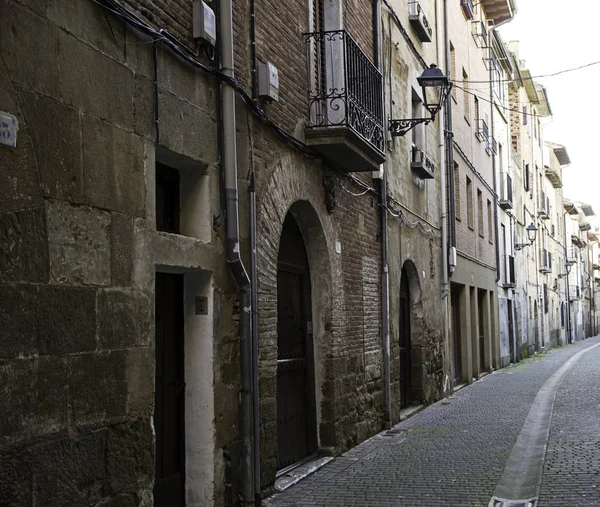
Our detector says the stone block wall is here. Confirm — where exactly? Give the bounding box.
[0,0,223,505]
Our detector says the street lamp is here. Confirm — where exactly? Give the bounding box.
[389,64,452,137]
[515,223,538,251]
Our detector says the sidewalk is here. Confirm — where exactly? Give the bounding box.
[265,337,600,507]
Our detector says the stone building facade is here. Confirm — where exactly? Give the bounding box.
[4,1,598,507]
[0,0,394,505]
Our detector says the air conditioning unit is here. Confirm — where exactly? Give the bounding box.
[410,146,435,179]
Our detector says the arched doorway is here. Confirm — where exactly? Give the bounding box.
[276,213,317,470]
[399,266,412,409]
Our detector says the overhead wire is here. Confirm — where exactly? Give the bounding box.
[463,59,600,84]
[453,82,550,120]
[94,0,444,238]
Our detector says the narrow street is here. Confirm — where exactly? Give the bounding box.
[266,337,600,507]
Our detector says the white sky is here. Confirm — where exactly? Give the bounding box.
[499,1,600,221]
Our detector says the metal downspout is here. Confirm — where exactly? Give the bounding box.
[373,0,391,428]
[436,0,450,393]
[219,0,254,504]
[488,29,501,285]
[249,173,261,506]
[443,0,456,252]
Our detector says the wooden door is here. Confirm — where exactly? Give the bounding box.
[478,290,485,372]
[399,271,411,409]
[276,214,317,470]
[451,285,462,383]
[154,273,185,507]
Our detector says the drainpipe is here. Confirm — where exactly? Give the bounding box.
[487,31,500,286]
[373,0,391,428]
[249,172,261,506]
[436,0,450,392]
[219,0,254,504]
[443,0,456,254]
[250,0,257,100]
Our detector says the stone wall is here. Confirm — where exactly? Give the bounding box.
[0,0,224,505]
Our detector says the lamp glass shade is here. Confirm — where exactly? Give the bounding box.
[417,64,450,117]
[526,223,538,243]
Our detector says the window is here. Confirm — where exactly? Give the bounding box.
[412,88,424,148]
[156,163,180,234]
[467,176,474,229]
[487,199,493,243]
[463,68,470,124]
[454,162,461,220]
[524,163,530,191]
[523,105,528,125]
[477,189,484,237]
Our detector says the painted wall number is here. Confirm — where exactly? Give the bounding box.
[0,112,18,148]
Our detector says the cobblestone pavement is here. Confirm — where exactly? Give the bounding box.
[265,336,600,507]
[539,340,600,506]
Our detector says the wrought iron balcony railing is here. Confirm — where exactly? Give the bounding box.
[503,254,515,288]
[475,118,489,142]
[499,172,513,210]
[471,20,489,48]
[304,30,384,171]
[408,1,433,42]
[569,285,580,301]
[486,135,497,156]
[537,192,550,218]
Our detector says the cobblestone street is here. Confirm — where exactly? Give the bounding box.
[265,337,600,507]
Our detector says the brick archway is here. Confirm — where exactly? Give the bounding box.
[256,156,339,487]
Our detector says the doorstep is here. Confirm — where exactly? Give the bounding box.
[273,455,334,492]
[399,404,424,421]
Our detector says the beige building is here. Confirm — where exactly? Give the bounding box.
[507,41,551,357]
[447,0,516,385]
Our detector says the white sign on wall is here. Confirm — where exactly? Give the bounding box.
[0,112,18,148]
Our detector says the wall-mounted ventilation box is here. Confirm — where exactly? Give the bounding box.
[193,1,216,46]
[258,62,279,101]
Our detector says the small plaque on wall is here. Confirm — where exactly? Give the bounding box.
[195,296,208,315]
[0,112,18,148]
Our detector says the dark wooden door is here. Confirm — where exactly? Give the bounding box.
[508,300,515,363]
[154,273,185,507]
[478,290,485,372]
[276,214,317,470]
[451,285,462,383]
[399,271,411,409]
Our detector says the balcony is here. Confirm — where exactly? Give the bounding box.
[408,1,433,42]
[569,285,580,301]
[537,192,549,219]
[471,21,489,48]
[410,145,435,179]
[475,119,489,142]
[305,30,385,172]
[461,0,475,20]
[499,172,513,210]
[539,249,551,274]
[567,247,578,263]
[477,0,515,25]
[503,254,516,288]
[486,136,497,156]
[545,165,562,188]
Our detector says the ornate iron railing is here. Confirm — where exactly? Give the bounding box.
[305,30,384,155]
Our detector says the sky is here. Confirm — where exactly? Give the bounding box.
[498,0,600,221]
